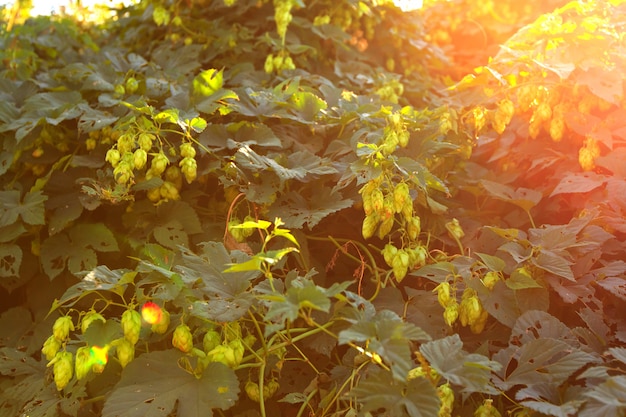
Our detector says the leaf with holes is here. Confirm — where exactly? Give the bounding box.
[420,334,501,394]
[550,172,607,197]
[351,367,440,417]
[102,351,239,417]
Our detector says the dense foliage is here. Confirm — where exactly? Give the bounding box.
[1,0,625,416]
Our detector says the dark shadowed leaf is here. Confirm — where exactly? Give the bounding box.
[102,351,239,417]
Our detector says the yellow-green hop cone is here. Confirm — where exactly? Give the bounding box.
[75,346,92,380]
[382,243,398,267]
[263,378,280,400]
[205,344,230,366]
[203,330,222,353]
[116,338,135,368]
[362,213,379,240]
[443,302,459,327]
[407,216,421,240]
[474,399,501,417]
[52,351,73,391]
[470,310,489,334]
[437,383,454,417]
[392,250,409,283]
[393,182,410,214]
[151,309,170,335]
[81,311,106,334]
[180,142,196,159]
[434,282,452,308]
[245,380,261,402]
[52,316,75,342]
[172,324,194,353]
[133,148,148,170]
[228,338,245,367]
[42,335,62,361]
[121,309,142,345]
[482,271,500,290]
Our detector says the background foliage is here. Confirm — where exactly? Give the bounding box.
[1,0,625,416]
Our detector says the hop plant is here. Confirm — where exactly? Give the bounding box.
[75,346,92,380]
[437,383,455,417]
[245,380,261,402]
[81,310,106,334]
[52,316,75,342]
[474,399,502,417]
[116,338,135,368]
[50,351,73,391]
[121,309,142,345]
[42,335,62,361]
[172,324,194,353]
[203,329,222,353]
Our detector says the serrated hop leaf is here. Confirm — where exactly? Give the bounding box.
[180,156,198,184]
[362,213,379,240]
[81,311,106,334]
[392,250,409,282]
[437,383,455,417]
[133,148,148,170]
[75,346,92,380]
[393,182,410,214]
[407,216,421,240]
[53,351,73,391]
[245,380,261,402]
[116,338,135,368]
[434,282,452,308]
[105,148,121,167]
[150,152,169,175]
[482,271,501,290]
[180,142,197,159]
[263,378,280,400]
[150,309,170,335]
[382,244,398,267]
[203,330,222,353]
[42,335,62,361]
[121,309,142,345]
[52,316,75,342]
[443,303,459,327]
[474,399,501,417]
[172,324,194,353]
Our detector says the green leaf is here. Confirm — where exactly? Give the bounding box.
[0,244,22,277]
[153,220,189,250]
[188,117,207,133]
[481,179,542,212]
[420,335,501,394]
[52,267,135,310]
[288,91,328,122]
[40,233,71,279]
[339,310,431,381]
[506,267,543,290]
[476,252,506,272]
[497,338,597,390]
[550,172,606,196]
[193,69,224,97]
[70,223,120,252]
[532,251,574,281]
[351,367,440,417]
[154,108,180,124]
[582,375,626,417]
[0,190,48,227]
[102,351,239,417]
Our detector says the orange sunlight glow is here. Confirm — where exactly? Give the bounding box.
[141,301,163,325]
